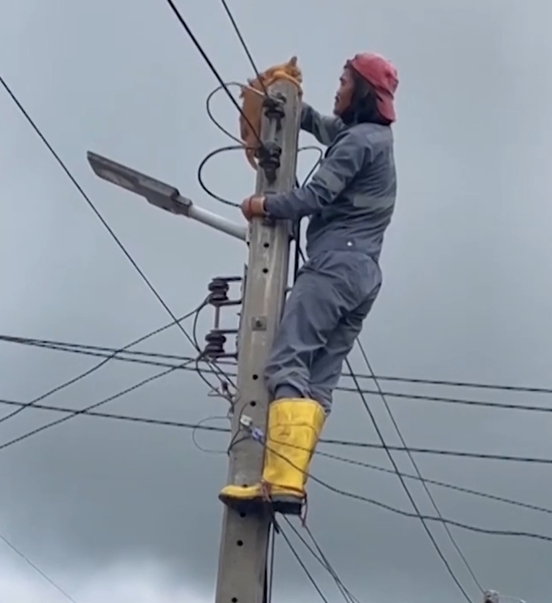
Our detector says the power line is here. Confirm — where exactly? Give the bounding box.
[0,397,227,432]
[2,384,550,517]
[11,331,551,400]
[1,395,551,543]
[356,341,483,593]
[8,334,552,413]
[2,394,552,465]
[218,0,267,93]
[0,533,78,603]
[320,437,552,464]
[266,440,552,544]
[0,74,233,394]
[335,384,552,413]
[0,302,207,426]
[316,450,552,516]
[355,374,552,396]
[260,440,552,544]
[276,520,332,603]
[302,459,552,543]
[0,360,195,452]
[196,136,324,210]
[282,517,361,603]
[197,144,244,208]
[3,368,552,466]
[343,354,473,603]
[162,0,263,145]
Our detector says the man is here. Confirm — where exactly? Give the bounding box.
[220,52,399,514]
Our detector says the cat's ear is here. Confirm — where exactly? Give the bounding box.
[288,55,298,67]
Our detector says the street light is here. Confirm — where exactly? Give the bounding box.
[86,151,247,242]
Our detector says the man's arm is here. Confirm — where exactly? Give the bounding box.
[301,103,346,146]
[264,130,369,221]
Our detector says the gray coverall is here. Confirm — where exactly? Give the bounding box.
[263,103,397,414]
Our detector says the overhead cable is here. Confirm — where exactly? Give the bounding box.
[0,360,195,452]
[0,75,234,395]
[7,335,552,413]
[356,341,483,593]
[0,301,208,426]
[276,519,332,603]
[344,352,473,602]
[282,517,362,603]
[163,0,263,144]
[0,533,78,603]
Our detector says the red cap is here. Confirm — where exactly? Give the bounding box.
[348,53,399,122]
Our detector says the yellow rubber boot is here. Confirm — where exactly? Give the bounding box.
[218,398,325,515]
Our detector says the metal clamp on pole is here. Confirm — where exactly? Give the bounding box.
[257,141,282,184]
[262,93,286,124]
[256,94,286,184]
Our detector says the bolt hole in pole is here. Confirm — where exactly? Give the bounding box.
[237,540,244,547]
[262,268,268,274]
[250,401,257,407]
[252,374,259,380]
[263,242,270,248]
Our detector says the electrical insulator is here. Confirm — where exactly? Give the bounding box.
[201,275,243,360]
[208,277,230,305]
[204,330,227,359]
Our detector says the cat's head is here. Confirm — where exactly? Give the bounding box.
[278,56,302,81]
[261,56,302,81]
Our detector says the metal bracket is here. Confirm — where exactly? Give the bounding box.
[262,93,286,123]
[256,93,286,183]
[257,141,282,184]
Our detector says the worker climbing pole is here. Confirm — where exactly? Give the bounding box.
[215,51,399,602]
[218,52,399,514]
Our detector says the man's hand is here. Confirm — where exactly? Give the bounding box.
[241,195,266,221]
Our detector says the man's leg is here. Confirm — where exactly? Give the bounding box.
[219,251,380,514]
[263,255,381,513]
[259,261,355,513]
[309,295,378,414]
[264,258,348,401]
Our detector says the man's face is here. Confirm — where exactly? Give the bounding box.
[333,68,355,116]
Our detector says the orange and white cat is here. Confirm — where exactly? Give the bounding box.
[239,56,302,170]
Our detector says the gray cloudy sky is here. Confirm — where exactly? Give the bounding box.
[1,0,552,602]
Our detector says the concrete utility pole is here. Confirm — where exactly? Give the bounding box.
[214,80,301,603]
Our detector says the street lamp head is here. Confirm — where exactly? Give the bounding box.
[86,151,191,216]
[85,150,245,241]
